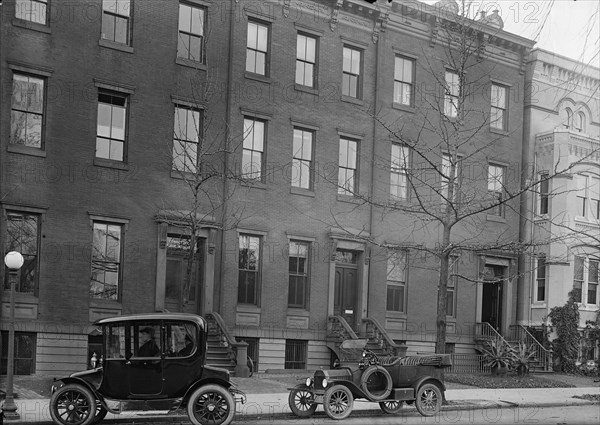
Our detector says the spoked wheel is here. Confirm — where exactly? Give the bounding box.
[187,384,235,425]
[288,384,317,418]
[49,383,97,425]
[323,384,353,420]
[91,404,107,424]
[415,383,442,417]
[379,399,404,414]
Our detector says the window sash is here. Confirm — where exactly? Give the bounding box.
[292,129,313,189]
[536,258,546,302]
[4,212,40,295]
[91,222,122,300]
[338,138,358,195]
[538,174,549,215]
[173,106,201,173]
[97,91,127,161]
[238,235,261,305]
[15,0,47,24]
[296,34,316,87]
[246,21,269,75]
[444,71,459,117]
[242,118,265,180]
[342,47,361,98]
[394,57,414,106]
[488,165,505,216]
[288,241,309,308]
[11,74,45,148]
[178,3,205,62]
[490,84,507,130]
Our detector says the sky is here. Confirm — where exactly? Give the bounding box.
[421,0,600,68]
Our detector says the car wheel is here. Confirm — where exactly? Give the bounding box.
[288,384,317,418]
[187,384,235,425]
[91,404,107,424]
[49,383,97,425]
[379,400,404,414]
[323,384,354,420]
[414,383,442,417]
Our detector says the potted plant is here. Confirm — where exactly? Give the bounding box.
[480,339,513,376]
[511,342,537,376]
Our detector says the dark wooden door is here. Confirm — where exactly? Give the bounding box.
[334,266,358,329]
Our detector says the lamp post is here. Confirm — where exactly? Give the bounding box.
[2,251,24,420]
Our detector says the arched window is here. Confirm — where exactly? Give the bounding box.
[564,108,573,129]
[574,112,585,133]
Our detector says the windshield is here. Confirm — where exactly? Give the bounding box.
[338,339,368,361]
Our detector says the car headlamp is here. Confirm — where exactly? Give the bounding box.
[322,378,328,388]
[305,377,313,387]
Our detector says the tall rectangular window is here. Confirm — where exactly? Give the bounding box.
[338,137,358,195]
[96,90,127,161]
[1,332,36,375]
[242,118,265,180]
[538,173,549,215]
[573,256,599,305]
[390,144,409,201]
[575,174,600,219]
[284,339,307,369]
[394,56,414,106]
[10,73,44,148]
[588,259,598,305]
[441,153,460,202]
[102,0,131,45]
[246,20,269,76]
[342,46,361,98]
[490,84,508,130]
[446,256,458,317]
[592,177,600,220]
[173,106,201,173]
[91,222,123,300]
[178,2,205,62]
[292,128,313,189]
[573,256,584,303]
[444,70,459,117]
[296,33,317,87]
[488,164,505,216]
[15,0,47,24]
[536,257,546,302]
[386,250,407,313]
[238,234,261,305]
[288,240,310,308]
[4,212,39,295]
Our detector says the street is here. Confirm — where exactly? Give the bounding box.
[231,405,600,425]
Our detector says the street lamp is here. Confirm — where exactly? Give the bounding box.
[2,251,24,420]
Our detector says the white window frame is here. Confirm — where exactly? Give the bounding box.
[534,256,547,303]
[242,117,266,181]
[490,83,508,131]
[15,0,48,25]
[246,20,269,76]
[573,255,599,306]
[390,144,409,201]
[295,33,317,88]
[444,70,459,118]
[575,174,600,220]
[342,46,362,99]
[386,250,407,313]
[394,56,414,107]
[101,0,131,45]
[292,127,314,190]
[338,137,359,196]
[10,72,45,149]
[177,2,206,63]
[537,173,550,215]
[487,164,506,217]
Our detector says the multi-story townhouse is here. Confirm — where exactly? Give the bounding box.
[1,0,535,376]
[520,49,600,363]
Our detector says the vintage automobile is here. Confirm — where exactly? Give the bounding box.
[288,339,451,420]
[49,313,245,425]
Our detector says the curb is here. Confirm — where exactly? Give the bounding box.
[4,399,597,425]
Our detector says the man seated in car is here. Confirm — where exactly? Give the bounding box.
[138,327,160,357]
[178,334,195,356]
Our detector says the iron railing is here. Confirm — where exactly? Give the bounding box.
[509,325,553,371]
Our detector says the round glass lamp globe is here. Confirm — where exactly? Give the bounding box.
[4,251,24,269]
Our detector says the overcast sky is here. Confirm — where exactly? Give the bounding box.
[421,0,600,68]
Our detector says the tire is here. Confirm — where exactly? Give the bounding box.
[323,384,353,420]
[360,365,393,401]
[91,404,107,424]
[379,400,404,414]
[415,383,442,417]
[187,384,235,425]
[288,384,317,418]
[49,383,97,425]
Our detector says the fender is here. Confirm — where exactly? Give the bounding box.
[52,377,118,414]
[411,376,446,393]
[176,377,233,408]
[324,379,369,399]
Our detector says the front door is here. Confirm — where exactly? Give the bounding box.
[481,265,504,332]
[334,249,359,329]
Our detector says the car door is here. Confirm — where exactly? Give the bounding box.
[128,322,163,397]
[161,321,202,397]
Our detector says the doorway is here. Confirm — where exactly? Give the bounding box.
[334,249,358,329]
[481,265,505,332]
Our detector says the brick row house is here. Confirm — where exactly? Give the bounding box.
[3,0,592,377]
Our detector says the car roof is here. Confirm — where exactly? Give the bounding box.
[94,312,206,329]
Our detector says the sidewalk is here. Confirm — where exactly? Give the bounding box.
[3,384,599,424]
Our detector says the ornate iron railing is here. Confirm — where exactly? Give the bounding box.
[509,325,553,372]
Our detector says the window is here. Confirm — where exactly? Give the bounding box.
[15,0,47,24]
[10,73,45,148]
[178,2,205,62]
[238,234,261,305]
[564,107,573,129]
[96,90,127,161]
[444,70,459,117]
[1,332,36,375]
[538,173,549,215]
[441,153,460,202]
[296,33,317,87]
[246,20,269,75]
[394,56,414,106]
[573,255,599,305]
[386,250,407,313]
[390,144,409,201]
[242,118,265,180]
[575,174,600,219]
[535,257,546,302]
[288,240,310,309]
[338,138,358,195]
[490,84,508,131]
[173,106,201,173]
[574,112,585,133]
[4,212,39,295]
[91,222,123,300]
[284,339,307,369]
[488,164,505,216]
[292,128,313,189]
[101,0,131,45]
[342,46,361,98]
[447,256,458,317]
[166,234,202,305]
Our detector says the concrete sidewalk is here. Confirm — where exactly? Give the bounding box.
[4,386,599,424]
